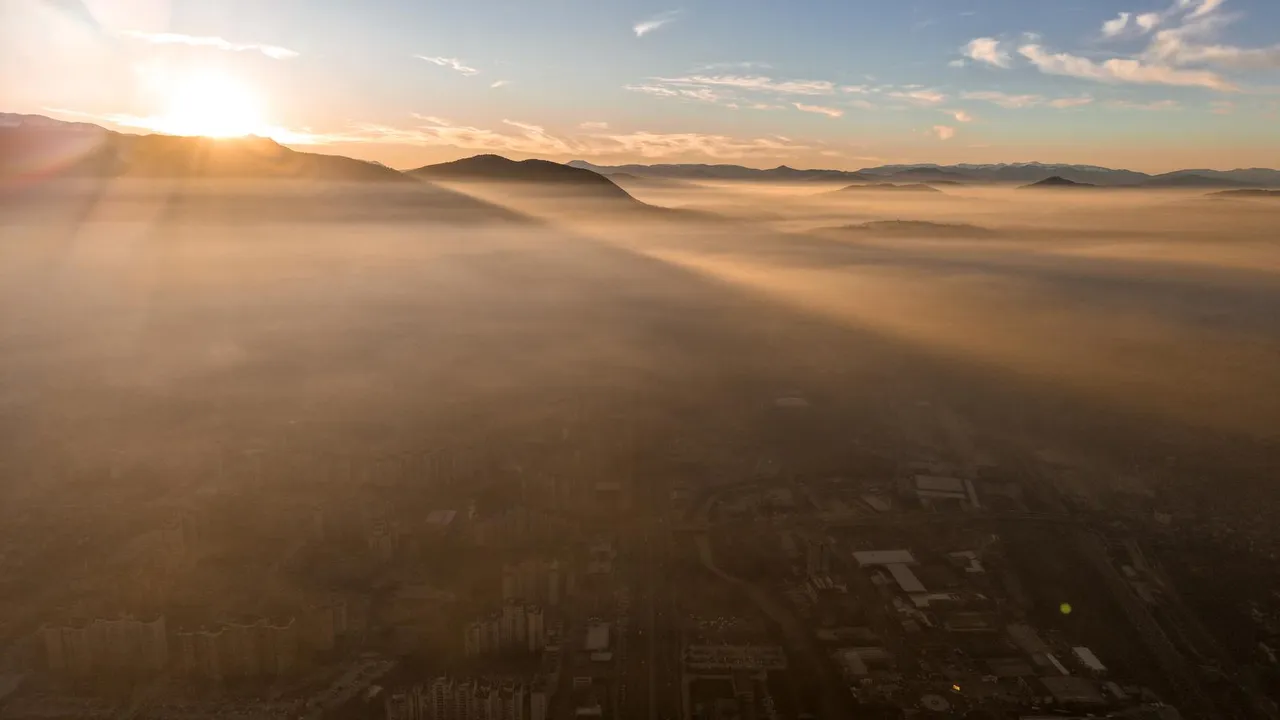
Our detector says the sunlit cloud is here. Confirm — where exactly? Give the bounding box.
[793,103,844,118]
[947,109,974,122]
[579,121,610,130]
[1049,95,1094,108]
[1106,99,1181,110]
[1019,44,1235,90]
[1102,12,1132,37]
[490,80,510,88]
[889,89,947,106]
[634,10,681,37]
[653,75,837,96]
[932,125,956,140]
[414,56,480,76]
[962,37,1011,68]
[118,30,298,59]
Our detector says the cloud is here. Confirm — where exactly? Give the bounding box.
[932,125,956,140]
[653,74,836,95]
[624,83,731,105]
[599,131,810,159]
[489,80,510,88]
[947,109,974,122]
[793,102,844,118]
[634,10,681,37]
[1136,12,1162,31]
[695,61,773,71]
[888,89,948,105]
[1106,98,1181,110]
[960,90,1043,108]
[579,121,610,130]
[1102,12,1132,37]
[948,59,967,68]
[117,30,297,59]
[963,37,1011,68]
[1048,95,1094,108]
[1018,44,1235,90]
[414,56,480,76]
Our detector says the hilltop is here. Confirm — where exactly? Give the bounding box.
[1019,176,1096,189]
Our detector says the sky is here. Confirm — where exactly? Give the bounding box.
[2,0,1279,171]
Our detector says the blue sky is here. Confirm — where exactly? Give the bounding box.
[3,0,1279,170]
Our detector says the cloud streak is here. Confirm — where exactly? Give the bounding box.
[634,10,681,37]
[793,103,844,118]
[414,56,480,76]
[1019,43,1235,90]
[963,37,1011,68]
[118,30,298,59]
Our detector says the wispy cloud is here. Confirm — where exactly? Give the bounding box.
[579,121,610,130]
[653,75,836,95]
[793,102,844,118]
[1106,98,1181,110]
[1049,95,1095,108]
[932,125,956,140]
[946,109,974,122]
[1102,12,1132,37]
[695,61,773,71]
[634,10,681,37]
[962,37,1011,68]
[490,80,510,88]
[961,90,1044,108]
[624,83,731,105]
[414,56,480,76]
[888,89,947,105]
[1019,43,1235,90]
[118,30,297,59]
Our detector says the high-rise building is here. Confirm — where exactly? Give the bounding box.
[427,677,454,720]
[545,561,561,607]
[499,681,525,720]
[501,564,520,602]
[529,685,548,720]
[43,616,169,678]
[526,606,546,653]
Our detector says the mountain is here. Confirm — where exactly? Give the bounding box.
[411,154,639,203]
[878,167,971,183]
[834,183,942,193]
[1208,189,1280,198]
[567,160,873,183]
[1,113,408,183]
[1019,176,1096,189]
[860,162,1150,186]
[1143,171,1254,188]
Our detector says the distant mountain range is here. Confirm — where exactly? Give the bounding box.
[6,113,1278,192]
[1,112,407,183]
[570,159,1280,189]
[1019,176,1097,189]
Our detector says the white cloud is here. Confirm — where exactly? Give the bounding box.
[1136,12,1162,31]
[1018,44,1235,90]
[1102,12,1132,37]
[1106,99,1181,110]
[490,80,510,88]
[932,125,956,140]
[623,84,731,105]
[414,56,480,76]
[961,90,1044,108]
[1049,95,1094,108]
[962,37,1012,68]
[654,75,836,95]
[947,109,974,122]
[117,30,297,59]
[793,102,844,118]
[634,10,681,37]
[889,89,948,105]
[579,121,610,130]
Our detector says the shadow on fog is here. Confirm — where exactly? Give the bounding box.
[2,178,1278,512]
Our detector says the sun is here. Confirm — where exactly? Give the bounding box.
[152,71,266,138]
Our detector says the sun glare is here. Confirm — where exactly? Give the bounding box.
[153,72,266,138]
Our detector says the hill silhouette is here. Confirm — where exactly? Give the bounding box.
[1144,172,1251,189]
[821,220,995,238]
[1208,189,1280,198]
[833,183,942,194]
[1,114,408,183]
[412,154,635,198]
[1019,176,1096,189]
